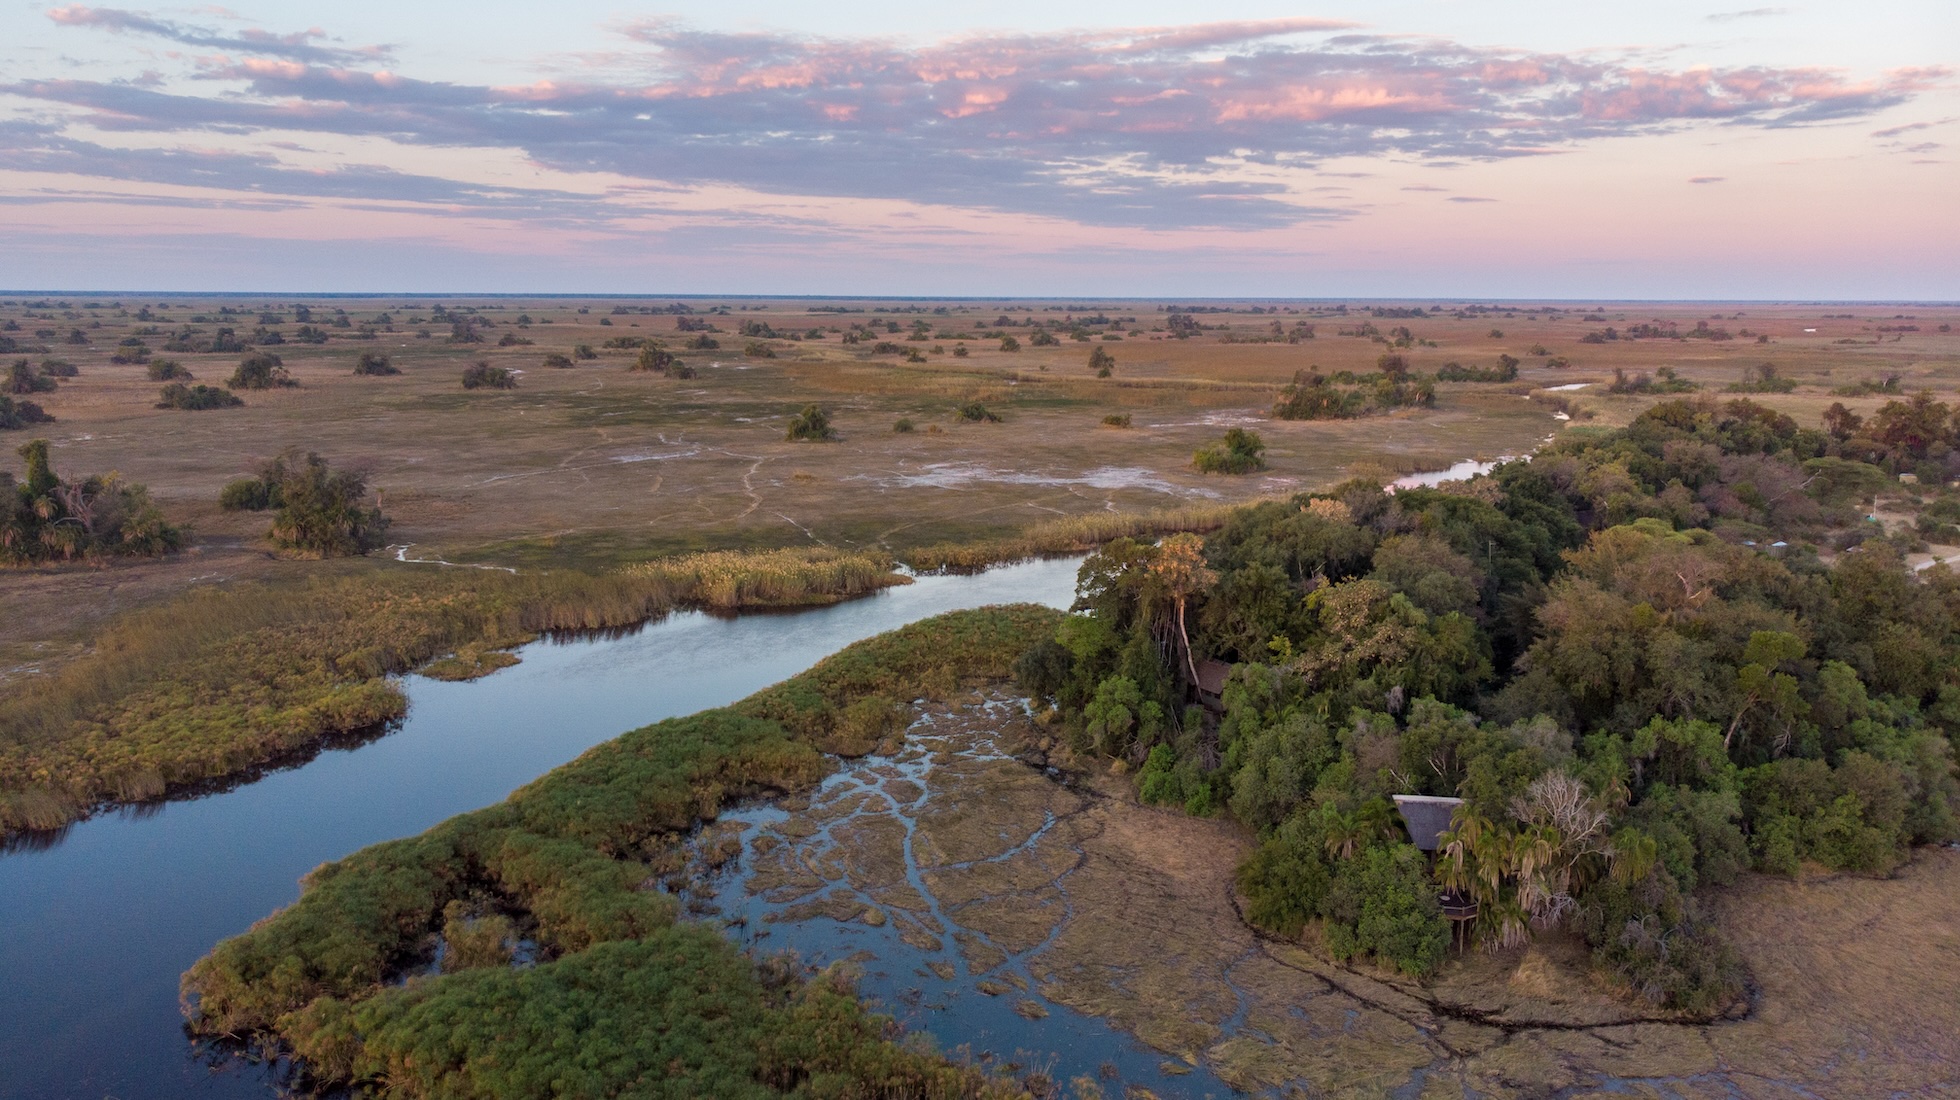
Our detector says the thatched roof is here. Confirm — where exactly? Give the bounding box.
[1393,795,1464,852]
[1194,658,1232,697]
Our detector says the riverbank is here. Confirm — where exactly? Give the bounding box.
[181,605,1069,1098]
[182,652,1960,1099]
[0,546,905,836]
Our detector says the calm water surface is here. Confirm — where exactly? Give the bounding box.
[0,558,1081,1100]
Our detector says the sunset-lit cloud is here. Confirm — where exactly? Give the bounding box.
[0,3,1953,295]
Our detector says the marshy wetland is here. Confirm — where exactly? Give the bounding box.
[6,296,1960,1099]
[692,688,1960,1099]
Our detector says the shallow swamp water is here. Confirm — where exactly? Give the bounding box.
[685,689,1960,1100]
[4,544,1957,1098]
[0,558,1082,1100]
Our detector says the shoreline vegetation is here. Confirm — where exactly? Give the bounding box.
[0,512,1244,838]
[181,605,1063,1099]
[0,547,909,835]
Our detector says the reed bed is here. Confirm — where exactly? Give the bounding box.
[624,547,902,609]
[0,547,904,836]
[902,501,1258,573]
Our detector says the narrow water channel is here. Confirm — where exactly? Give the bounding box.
[0,557,1081,1100]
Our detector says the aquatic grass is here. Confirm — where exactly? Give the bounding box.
[903,501,1259,573]
[181,605,1063,1098]
[623,546,900,609]
[0,547,905,836]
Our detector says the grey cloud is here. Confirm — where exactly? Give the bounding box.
[14,15,1944,231]
[46,5,389,65]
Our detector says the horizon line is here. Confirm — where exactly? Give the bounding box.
[3,291,1956,307]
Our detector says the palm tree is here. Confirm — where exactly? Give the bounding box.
[1149,533,1215,687]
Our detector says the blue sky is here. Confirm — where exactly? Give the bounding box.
[2,2,1954,296]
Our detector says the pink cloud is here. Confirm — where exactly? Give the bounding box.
[14,11,1947,231]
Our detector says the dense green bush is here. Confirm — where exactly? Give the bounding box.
[1272,367,1434,420]
[785,404,835,441]
[6,359,55,395]
[157,383,241,410]
[460,361,515,390]
[957,401,1001,422]
[632,344,676,372]
[352,352,399,376]
[226,352,294,390]
[1433,359,1517,383]
[2,439,181,565]
[145,359,192,381]
[0,395,52,430]
[1193,427,1266,474]
[220,450,390,557]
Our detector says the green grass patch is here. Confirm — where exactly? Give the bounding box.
[182,605,1063,1098]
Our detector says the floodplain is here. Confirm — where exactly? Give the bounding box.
[5,295,1960,1100]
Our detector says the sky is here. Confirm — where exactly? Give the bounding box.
[1,1,1955,297]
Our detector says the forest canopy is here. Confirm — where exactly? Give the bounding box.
[1019,397,1960,1007]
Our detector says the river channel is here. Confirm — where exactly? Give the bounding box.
[0,557,1084,1100]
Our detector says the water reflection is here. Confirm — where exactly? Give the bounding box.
[0,557,1082,1100]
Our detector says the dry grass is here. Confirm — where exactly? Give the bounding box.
[624,546,901,607]
[904,501,1257,572]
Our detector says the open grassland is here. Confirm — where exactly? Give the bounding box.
[5,295,1957,834]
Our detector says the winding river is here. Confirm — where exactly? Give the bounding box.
[0,557,1085,1100]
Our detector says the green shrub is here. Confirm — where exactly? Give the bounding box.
[1236,831,1332,939]
[157,383,242,410]
[1320,844,1448,977]
[957,401,1000,423]
[226,352,294,390]
[261,450,390,557]
[1725,363,1798,394]
[6,359,55,395]
[352,352,399,376]
[1,439,181,565]
[1576,870,1743,1014]
[219,475,276,512]
[0,396,53,430]
[785,405,835,441]
[632,344,675,372]
[1193,428,1266,474]
[1100,413,1132,428]
[461,362,516,390]
[145,359,192,381]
